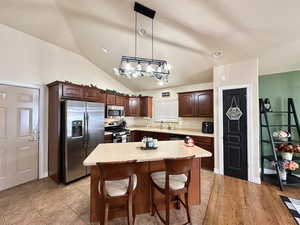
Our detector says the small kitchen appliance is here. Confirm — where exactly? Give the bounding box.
[202,121,214,134]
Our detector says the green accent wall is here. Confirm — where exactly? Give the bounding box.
[259,71,300,173]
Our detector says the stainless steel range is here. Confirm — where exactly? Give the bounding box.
[105,119,130,143]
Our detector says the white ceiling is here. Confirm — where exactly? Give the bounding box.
[1,0,300,91]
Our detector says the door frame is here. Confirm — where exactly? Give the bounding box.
[0,80,47,179]
[217,84,260,184]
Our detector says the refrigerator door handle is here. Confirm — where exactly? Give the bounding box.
[86,112,90,148]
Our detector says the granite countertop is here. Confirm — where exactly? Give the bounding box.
[83,140,212,166]
[128,127,214,138]
[104,131,113,135]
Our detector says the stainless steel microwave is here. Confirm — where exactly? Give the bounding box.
[106,105,125,118]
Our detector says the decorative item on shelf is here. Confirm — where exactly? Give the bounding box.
[185,136,195,147]
[263,98,272,112]
[113,2,170,85]
[273,130,290,142]
[272,160,299,181]
[277,143,300,160]
[90,84,98,88]
[226,96,243,120]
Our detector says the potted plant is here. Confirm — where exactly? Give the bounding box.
[277,144,300,160]
[273,130,290,142]
[272,160,299,181]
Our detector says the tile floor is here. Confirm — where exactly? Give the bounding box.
[0,170,214,225]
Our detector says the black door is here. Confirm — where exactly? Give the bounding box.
[223,88,248,180]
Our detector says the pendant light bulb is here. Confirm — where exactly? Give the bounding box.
[125,62,132,71]
[113,67,120,76]
[146,64,153,73]
[136,63,142,71]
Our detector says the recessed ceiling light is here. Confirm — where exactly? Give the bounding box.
[158,81,164,86]
[102,47,110,54]
[138,27,146,37]
[211,51,223,59]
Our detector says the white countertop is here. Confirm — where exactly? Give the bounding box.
[83,140,212,166]
[128,127,214,138]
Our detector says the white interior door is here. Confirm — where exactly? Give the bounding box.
[0,84,39,191]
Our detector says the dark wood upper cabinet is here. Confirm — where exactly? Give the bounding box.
[140,96,153,117]
[115,95,124,106]
[83,87,106,103]
[178,92,195,117]
[194,90,213,117]
[106,94,116,105]
[178,89,213,117]
[62,83,83,99]
[124,97,130,116]
[128,97,140,117]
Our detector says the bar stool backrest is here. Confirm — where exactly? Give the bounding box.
[96,160,137,197]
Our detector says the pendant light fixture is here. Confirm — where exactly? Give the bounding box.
[113,2,171,84]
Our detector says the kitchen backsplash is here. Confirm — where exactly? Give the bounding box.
[125,117,213,131]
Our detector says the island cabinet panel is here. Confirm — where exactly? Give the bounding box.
[62,83,83,99]
[115,95,124,106]
[192,136,214,170]
[140,96,153,117]
[106,94,116,105]
[128,97,140,116]
[178,89,213,117]
[194,90,213,117]
[178,92,195,117]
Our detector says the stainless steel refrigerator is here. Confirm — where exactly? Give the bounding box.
[61,100,105,183]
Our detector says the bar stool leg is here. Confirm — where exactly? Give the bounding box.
[150,184,155,216]
[184,192,191,224]
[175,196,181,209]
[166,194,170,225]
[127,195,134,225]
[100,202,109,225]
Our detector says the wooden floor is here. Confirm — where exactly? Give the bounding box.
[203,173,300,225]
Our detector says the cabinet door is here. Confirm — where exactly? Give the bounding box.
[83,87,102,102]
[196,142,214,170]
[106,94,116,105]
[130,131,141,142]
[194,90,213,117]
[62,84,83,99]
[129,97,140,116]
[157,132,170,141]
[124,97,130,116]
[115,95,124,106]
[178,93,194,117]
[140,97,152,117]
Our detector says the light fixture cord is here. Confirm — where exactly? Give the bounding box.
[135,12,137,58]
[152,19,154,61]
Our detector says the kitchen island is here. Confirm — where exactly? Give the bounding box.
[83,140,212,223]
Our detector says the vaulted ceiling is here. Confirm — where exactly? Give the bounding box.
[1,0,300,91]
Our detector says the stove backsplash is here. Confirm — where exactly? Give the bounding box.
[124,117,213,131]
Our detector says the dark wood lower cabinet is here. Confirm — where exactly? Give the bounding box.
[104,134,113,143]
[192,136,214,171]
[129,130,214,170]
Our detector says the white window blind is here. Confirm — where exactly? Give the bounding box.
[154,99,178,122]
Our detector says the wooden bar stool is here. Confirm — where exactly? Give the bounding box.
[150,155,195,225]
[96,160,138,225]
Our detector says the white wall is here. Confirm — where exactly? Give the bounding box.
[0,24,133,178]
[132,82,213,130]
[213,58,260,183]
